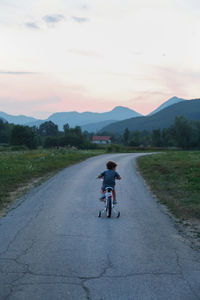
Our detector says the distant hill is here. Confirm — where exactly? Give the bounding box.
[0,112,39,125]
[0,116,7,123]
[24,119,45,128]
[100,99,200,134]
[26,106,142,130]
[149,96,186,115]
[2,97,196,132]
[81,120,116,132]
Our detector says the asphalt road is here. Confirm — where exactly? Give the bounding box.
[0,153,200,300]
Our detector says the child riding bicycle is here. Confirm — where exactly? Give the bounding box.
[97,160,121,204]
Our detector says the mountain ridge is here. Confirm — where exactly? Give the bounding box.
[148,96,186,115]
[0,116,7,123]
[0,111,39,125]
[46,106,141,130]
[0,106,141,130]
[0,97,195,132]
[100,99,200,134]
[81,120,116,132]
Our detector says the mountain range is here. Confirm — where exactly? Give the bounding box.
[0,111,38,125]
[100,99,200,134]
[0,106,142,131]
[43,106,141,130]
[0,96,192,132]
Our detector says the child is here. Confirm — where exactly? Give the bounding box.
[98,160,121,204]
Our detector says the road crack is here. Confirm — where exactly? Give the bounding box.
[79,254,113,300]
[0,203,43,258]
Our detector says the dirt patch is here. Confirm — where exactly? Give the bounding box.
[0,173,53,218]
[153,194,200,249]
[177,218,200,249]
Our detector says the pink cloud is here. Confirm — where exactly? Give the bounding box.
[0,66,199,118]
[126,91,174,115]
[153,65,200,99]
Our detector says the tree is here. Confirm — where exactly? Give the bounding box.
[0,119,6,143]
[63,123,70,136]
[38,121,58,137]
[161,126,175,147]
[173,116,193,149]
[0,121,14,144]
[11,125,37,149]
[44,136,59,148]
[152,129,162,147]
[194,121,200,149]
[74,126,82,136]
[130,130,140,146]
[123,128,130,145]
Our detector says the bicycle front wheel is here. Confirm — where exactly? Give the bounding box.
[107,196,112,218]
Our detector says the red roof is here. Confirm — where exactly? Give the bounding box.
[92,136,110,141]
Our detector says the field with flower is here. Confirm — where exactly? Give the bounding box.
[0,148,103,211]
[137,151,200,221]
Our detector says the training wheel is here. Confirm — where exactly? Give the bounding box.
[117,212,120,218]
[98,211,101,218]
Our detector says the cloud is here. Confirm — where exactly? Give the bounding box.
[43,14,65,24]
[68,49,103,59]
[72,16,89,23]
[126,91,174,115]
[0,71,38,75]
[24,14,65,30]
[81,4,90,10]
[24,22,40,30]
[154,66,190,95]
[132,51,143,56]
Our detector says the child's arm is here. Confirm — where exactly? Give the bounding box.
[97,170,105,179]
[115,171,121,180]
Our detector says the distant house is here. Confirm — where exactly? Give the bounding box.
[92,136,111,144]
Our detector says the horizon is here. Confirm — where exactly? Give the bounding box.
[0,0,200,118]
[0,96,188,120]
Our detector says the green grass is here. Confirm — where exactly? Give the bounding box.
[137,151,200,220]
[0,148,103,211]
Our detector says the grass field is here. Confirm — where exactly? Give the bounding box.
[0,148,103,211]
[137,151,200,221]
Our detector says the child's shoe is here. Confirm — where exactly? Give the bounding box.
[99,195,105,201]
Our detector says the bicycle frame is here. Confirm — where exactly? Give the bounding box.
[98,186,120,218]
[105,187,113,217]
[105,187,113,202]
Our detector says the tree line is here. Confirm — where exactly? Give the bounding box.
[0,120,94,149]
[1,115,200,150]
[102,116,200,150]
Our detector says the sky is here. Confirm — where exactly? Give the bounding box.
[0,0,200,118]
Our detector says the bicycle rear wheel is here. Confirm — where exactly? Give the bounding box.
[107,196,112,218]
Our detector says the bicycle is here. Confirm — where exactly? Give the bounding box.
[98,186,120,218]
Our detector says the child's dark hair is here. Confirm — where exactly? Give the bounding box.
[106,160,117,170]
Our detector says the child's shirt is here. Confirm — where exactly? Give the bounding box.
[101,169,120,188]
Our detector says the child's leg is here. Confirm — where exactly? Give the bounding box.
[112,189,116,202]
[99,188,105,201]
